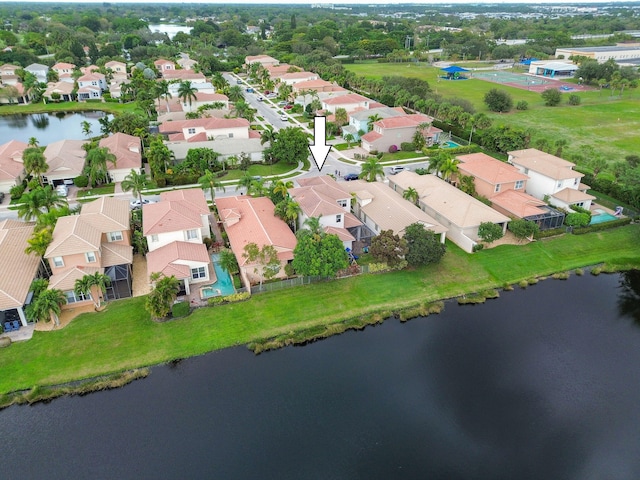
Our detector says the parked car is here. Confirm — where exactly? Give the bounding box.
[283,104,293,110]
[236,79,243,84]
[246,88,254,93]
[257,96,264,102]
[278,101,287,107]
[129,198,155,209]
[0,191,5,203]
[55,185,68,197]
[280,114,288,121]
[343,173,359,181]
[389,166,409,175]
[266,93,277,98]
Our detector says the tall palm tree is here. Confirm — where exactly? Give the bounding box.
[32,288,67,326]
[303,215,323,239]
[154,79,172,113]
[211,72,228,92]
[81,120,93,139]
[284,199,301,233]
[439,157,460,183]
[28,137,39,147]
[25,227,53,274]
[177,80,197,107]
[218,248,239,275]
[35,205,72,232]
[227,85,244,103]
[198,170,225,203]
[360,157,384,182]
[37,185,68,213]
[272,179,293,199]
[367,113,382,132]
[16,186,64,221]
[74,272,112,309]
[85,146,117,187]
[403,187,420,205]
[22,147,48,187]
[260,126,277,146]
[238,172,255,194]
[121,169,152,206]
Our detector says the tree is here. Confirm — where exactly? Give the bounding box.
[25,227,53,274]
[198,170,225,203]
[74,272,112,309]
[218,248,239,275]
[22,147,48,186]
[439,157,459,183]
[260,125,277,146]
[402,186,419,205]
[508,219,539,242]
[367,113,382,131]
[147,136,172,178]
[369,229,408,268]
[146,274,181,320]
[334,107,348,127]
[268,127,310,165]
[292,229,348,277]
[274,197,301,233]
[122,169,153,206]
[31,288,67,326]
[17,186,66,221]
[359,156,384,182]
[81,120,93,139]
[484,88,513,113]
[242,242,281,286]
[343,133,355,148]
[541,88,562,106]
[403,223,446,267]
[85,146,117,187]
[177,80,197,107]
[477,222,504,244]
[155,79,173,113]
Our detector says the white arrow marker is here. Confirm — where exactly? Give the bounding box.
[309,116,331,171]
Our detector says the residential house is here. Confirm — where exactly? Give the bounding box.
[266,63,295,77]
[159,117,250,142]
[292,79,346,95]
[51,62,75,82]
[162,70,206,83]
[508,148,595,210]
[321,93,372,114]
[0,64,19,77]
[336,179,448,243]
[344,106,405,140]
[215,196,297,286]
[0,140,28,194]
[24,63,49,83]
[167,81,216,97]
[77,73,107,101]
[456,152,565,230]
[361,114,439,153]
[43,139,87,186]
[44,197,134,307]
[245,54,280,69]
[99,133,142,183]
[44,81,75,102]
[81,65,100,75]
[389,171,510,253]
[144,189,212,294]
[154,58,176,72]
[176,54,198,70]
[104,60,127,81]
[0,82,28,104]
[167,136,265,164]
[273,71,319,86]
[176,92,229,114]
[291,176,375,250]
[0,219,43,327]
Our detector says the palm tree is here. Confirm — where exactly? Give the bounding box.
[360,157,384,182]
[439,157,460,183]
[211,72,228,92]
[238,172,255,194]
[74,272,111,309]
[35,205,72,232]
[177,80,197,107]
[403,186,420,205]
[37,185,68,213]
[28,137,39,147]
[146,274,180,320]
[25,227,53,274]
[343,133,355,148]
[32,288,67,326]
[85,146,117,187]
[16,186,65,221]
[154,79,172,113]
[121,169,152,206]
[227,85,244,103]
[272,179,293,199]
[260,126,277,146]
[302,215,323,239]
[81,120,93,139]
[218,248,239,275]
[198,170,225,203]
[284,199,301,233]
[22,147,48,186]
[367,113,382,132]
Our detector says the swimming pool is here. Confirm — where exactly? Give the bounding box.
[589,209,618,225]
[441,140,461,148]
[200,253,236,298]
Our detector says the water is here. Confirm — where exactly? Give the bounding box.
[200,253,236,298]
[2,272,640,479]
[590,209,618,225]
[441,140,461,148]
[0,111,109,145]
[148,24,193,40]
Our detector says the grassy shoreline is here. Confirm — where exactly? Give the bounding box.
[1,225,639,397]
[0,101,137,116]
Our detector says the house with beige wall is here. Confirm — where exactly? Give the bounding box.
[159,117,250,142]
[99,133,142,183]
[43,139,87,186]
[0,140,28,194]
[361,113,439,153]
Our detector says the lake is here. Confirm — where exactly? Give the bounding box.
[2,272,640,479]
[0,111,109,145]
[148,24,193,40]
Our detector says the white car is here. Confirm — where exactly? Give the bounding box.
[55,185,68,197]
[130,198,155,209]
[280,113,288,121]
[389,166,409,175]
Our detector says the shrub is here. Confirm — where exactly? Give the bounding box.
[400,142,416,152]
[484,88,513,112]
[414,168,429,175]
[388,145,398,153]
[10,184,25,200]
[564,212,590,227]
[568,94,581,105]
[74,175,89,188]
[171,301,190,318]
[541,88,562,106]
[516,100,529,110]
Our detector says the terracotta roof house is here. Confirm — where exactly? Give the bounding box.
[361,113,439,153]
[0,64,19,76]
[291,176,374,250]
[508,148,595,210]
[77,73,107,101]
[51,62,75,82]
[154,58,176,71]
[104,60,127,81]
[143,189,212,293]
[321,93,373,114]
[161,69,206,83]
[266,64,295,77]
[43,139,87,186]
[215,196,297,286]
[99,133,142,183]
[292,79,346,95]
[176,55,198,70]
[245,54,280,68]
[0,219,43,327]
[159,117,250,142]
[389,171,510,253]
[336,179,448,243]
[175,91,229,114]
[273,71,319,86]
[44,197,133,307]
[80,65,100,75]
[0,140,28,194]
[44,81,75,102]
[344,106,406,140]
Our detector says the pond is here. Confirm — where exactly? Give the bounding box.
[2,272,640,479]
[0,111,109,145]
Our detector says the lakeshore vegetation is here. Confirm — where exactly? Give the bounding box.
[1,224,639,398]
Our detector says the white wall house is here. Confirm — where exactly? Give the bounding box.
[159,117,250,142]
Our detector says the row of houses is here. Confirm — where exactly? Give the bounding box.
[0,132,143,194]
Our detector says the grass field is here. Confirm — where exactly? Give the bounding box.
[1,224,639,395]
[344,62,640,162]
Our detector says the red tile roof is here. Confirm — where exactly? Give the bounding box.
[146,241,209,280]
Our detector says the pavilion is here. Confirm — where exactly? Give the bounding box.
[441,65,469,80]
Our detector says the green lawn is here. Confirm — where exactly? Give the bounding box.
[344,62,640,162]
[0,101,139,116]
[1,224,639,395]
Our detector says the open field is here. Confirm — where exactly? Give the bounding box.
[1,225,639,395]
[345,62,640,161]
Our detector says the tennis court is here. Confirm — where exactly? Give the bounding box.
[473,71,551,91]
